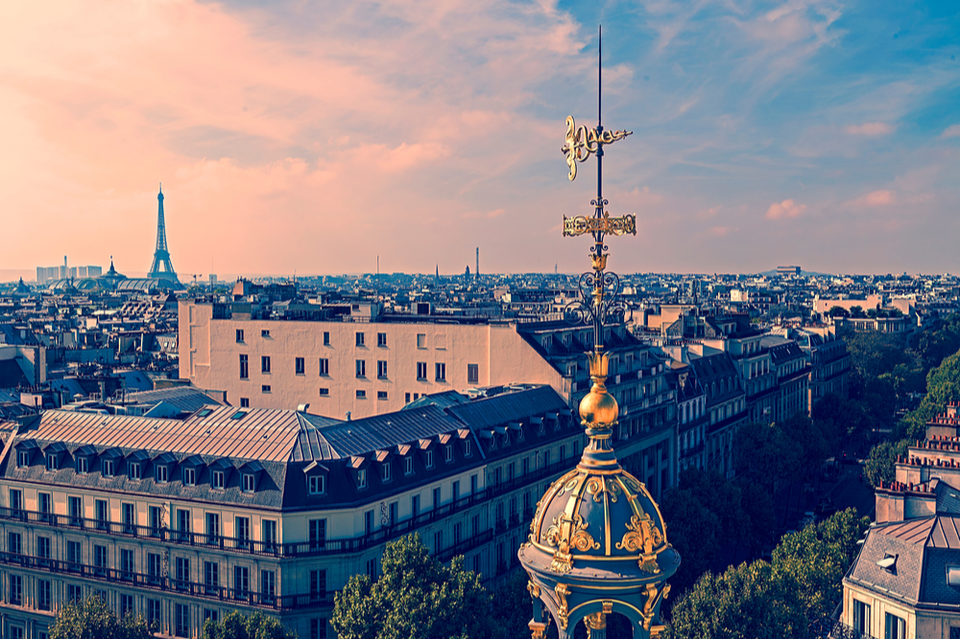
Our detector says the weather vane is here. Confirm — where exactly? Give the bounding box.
[561,26,637,353]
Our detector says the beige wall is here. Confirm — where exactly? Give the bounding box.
[180,302,565,418]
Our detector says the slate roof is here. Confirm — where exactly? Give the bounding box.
[121,386,222,412]
[846,515,960,607]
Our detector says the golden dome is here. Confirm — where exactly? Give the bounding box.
[578,384,618,425]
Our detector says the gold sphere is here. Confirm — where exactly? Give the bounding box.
[578,386,618,425]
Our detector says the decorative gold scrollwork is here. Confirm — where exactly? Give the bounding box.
[543,511,600,573]
[561,116,632,181]
[585,477,621,503]
[563,210,637,237]
[555,584,571,631]
[616,513,664,573]
[527,580,541,599]
[641,583,671,631]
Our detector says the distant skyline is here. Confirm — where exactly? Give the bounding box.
[1,1,958,277]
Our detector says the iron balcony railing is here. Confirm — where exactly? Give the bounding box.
[0,462,571,560]
[0,550,332,611]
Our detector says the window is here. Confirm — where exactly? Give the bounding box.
[204,609,219,623]
[356,389,367,399]
[377,390,388,400]
[149,506,162,535]
[417,334,427,348]
[122,502,137,531]
[467,363,479,384]
[358,468,368,489]
[68,496,81,526]
[309,475,326,495]
[884,613,905,639]
[7,531,21,555]
[853,600,871,637]
[177,508,191,541]
[435,362,446,381]
[94,544,107,573]
[377,360,388,378]
[96,499,108,529]
[311,619,327,639]
[175,603,190,637]
[319,358,329,375]
[434,530,443,553]
[240,354,249,379]
[39,492,51,517]
[261,355,271,373]
[323,331,330,345]
[206,512,220,545]
[236,517,251,548]
[148,553,162,581]
[366,558,377,580]
[242,473,256,492]
[16,450,29,467]
[262,384,271,393]
[68,584,83,603]
[234,566,250,598]
[356,359,366,378]
[9,574,22,605]
[36,535,50,559]
[236,329,244,343]
[356,332,365,346]
[378,332,387,346]
[262,520,277,552]
[464,440,472,458]
[405,457,414,475]
[261,569,276,603]
[9,488,22,516]
[120,593,133,617]
[212,470,224,490]
[120,548,134,577]
[183,467,196,486]
[309,519,327,551]
[296,357,305,375]
[417,362,427,379]
[129,461,141,479]
[147,599,161,629]
[319,388,329,396]
[433,487,441,510]
[156,464,168,483]
[406,392,411,403]
[240,397,250,407]
[382,463,392,482]
[444,445,453,463]
[261,329,270,338]
[310,569,327,601]
[204,561,220,593]
[412,495,420,518]
[46,453,58,471]
[426,450,435,469]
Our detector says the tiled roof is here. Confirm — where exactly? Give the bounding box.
[122,386,222,412]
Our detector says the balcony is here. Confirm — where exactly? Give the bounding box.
[0,550,330,612]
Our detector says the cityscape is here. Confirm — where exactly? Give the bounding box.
[2,2,960,639]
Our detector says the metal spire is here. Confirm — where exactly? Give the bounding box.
[147,184,180,283]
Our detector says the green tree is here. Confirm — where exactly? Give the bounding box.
[849,305,865,318]
[202,611,295,639]
[827,305,848,318]
[772,509,871,625]
[332,533,493,639]
[50,595,152,639]
[489,571,535,639]
[734,422,801,493]
[667,560,802,639]
[863,439,910,488]
[660,484,722,593]
[899,349,960,440]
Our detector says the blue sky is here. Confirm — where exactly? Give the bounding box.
[1,0,958,277]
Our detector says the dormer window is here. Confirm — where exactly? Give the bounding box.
[464,440,472,458]
[308,475,325,495]
[102,459,114,477]
[444,445,453,463]
[156,465,168,483]
[46,454,58,471]
[183,468,196,486]
[405,457,414,475]
[425,450,434,469]
[17,451,29,468]
[382,463,392,483]
[357,468,368,489]
[242,474,255,492]
[77,457,89,473]
[212,470,224,490]
[129,462,141,480]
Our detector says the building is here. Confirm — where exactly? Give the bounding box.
[0,385,584,638]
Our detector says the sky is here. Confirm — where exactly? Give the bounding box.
[1,0,959,279]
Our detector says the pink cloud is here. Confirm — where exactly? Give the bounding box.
[710,226,734,237]
[845,122,895,136]
[849,190,897,207]
[765,199,807,220]
[941,124,960,139]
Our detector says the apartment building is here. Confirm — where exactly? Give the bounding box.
[0,385,582,638]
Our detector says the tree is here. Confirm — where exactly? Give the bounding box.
[332,533,493,639]
[849,305,865,318]
[50,595,152,639]
[660,485,722,593]
[734,422,801,493]
[202,611,295,639]
[864,439,910,488]
[667,560,802,639]
[827,306,848,318]
[489,570,535,639]
[899,349,960,440]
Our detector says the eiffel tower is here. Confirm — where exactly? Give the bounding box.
[147,184,181,284]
